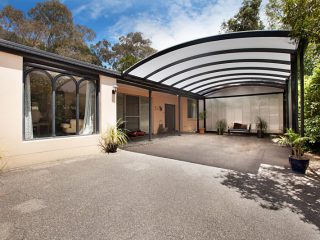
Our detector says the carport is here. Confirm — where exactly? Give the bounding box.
[121,30,304,137]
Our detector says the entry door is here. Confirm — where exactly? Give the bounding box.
[165,104,175,132]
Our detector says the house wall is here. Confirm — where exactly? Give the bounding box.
[0,51,117,169]
[118,84,197,134]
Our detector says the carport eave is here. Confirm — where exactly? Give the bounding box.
[118,74,203,99]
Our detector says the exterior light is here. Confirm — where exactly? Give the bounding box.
[112,85,118,94]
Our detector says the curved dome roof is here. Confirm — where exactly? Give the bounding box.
[124,31,297,97]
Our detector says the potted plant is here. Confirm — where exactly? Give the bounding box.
[273,128,310,174]
[256,116,268,138]
[216,119,227,135]
[99,120,128,153]
[199,111,206,134]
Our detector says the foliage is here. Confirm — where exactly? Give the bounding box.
[0,0,99,64]
[304,63,320,151]
[272,134,289,146]
[91,32,156,72]
[256,116,268,132]
[265,0,320,152]
[265,0,320,45]
[216,119,227,134]
[265,0,288,30]
[282,0,320,45]
[199,111,207,120]
[274,128,310,159]
[304,43,320,76]
[221,0,264,32]
[99,120,128,153]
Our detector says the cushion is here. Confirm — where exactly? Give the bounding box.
[233,123,242,129]
[240,124,247,129]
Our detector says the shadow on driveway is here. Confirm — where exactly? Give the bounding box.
[218,164,320,231]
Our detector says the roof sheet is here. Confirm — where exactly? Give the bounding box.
[125,31,297,97]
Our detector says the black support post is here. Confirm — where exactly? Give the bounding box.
[299,44,305,136]
[178,95,181,136]
[291,54,298,132]
[76,85,80,135]
[51,81,56,136]
[96,81,100,134]
[283,92,287,132]
[196,99,199,133]
[203,99,206,131]
[148,89,152,141]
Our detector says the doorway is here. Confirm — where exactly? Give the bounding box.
[165,104,175,133]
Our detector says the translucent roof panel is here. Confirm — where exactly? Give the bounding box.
[124,31,297,96]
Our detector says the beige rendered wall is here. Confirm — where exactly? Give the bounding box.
[99,75,117,132]
[118,84,197,134]
[0,51,117,170]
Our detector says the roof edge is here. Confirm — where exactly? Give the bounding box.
[0,38,121,77]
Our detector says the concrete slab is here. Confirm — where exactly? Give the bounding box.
[124,134,291,173]
[0,150,319,240]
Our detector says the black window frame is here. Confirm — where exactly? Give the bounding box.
[23,63,100,140]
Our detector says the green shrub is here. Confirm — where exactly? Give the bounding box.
[99,120,128,153]
[304,62,320,152]
[216,119,227,134]
[273,128,310,159]
[256,116,268,132]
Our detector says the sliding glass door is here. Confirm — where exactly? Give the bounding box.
[117,93,149,133]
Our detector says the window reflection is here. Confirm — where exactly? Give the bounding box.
[25,71,52,139]
[56,76,77,136]
[79,80,96,135]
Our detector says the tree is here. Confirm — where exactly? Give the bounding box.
[304,63,320,152]
[221,0,265,32]
[265,0,320,74]
[0,0,98,64]
[283,0,320,45]
[265,0,320,45]
[265,0,288,30]
[92,32,157,72]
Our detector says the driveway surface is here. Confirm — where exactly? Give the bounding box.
[125,134,291,173]
[0,150,319,240]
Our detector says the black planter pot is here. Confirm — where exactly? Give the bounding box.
[257,130,264,138]
[289,156,310,174]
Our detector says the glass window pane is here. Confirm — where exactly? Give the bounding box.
[126,95,139,116]
[125,117,139,131]
[187,99,197,118]
[117,93,124,122]
[25,71,52,139]
[79,80,96,135]
[56,76,76,136]
[140,96,149,133]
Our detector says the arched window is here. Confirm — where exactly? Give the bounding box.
[24,70,52,139]
[79,80,96,135]
[24,65,99,139]
[55,75,77,136]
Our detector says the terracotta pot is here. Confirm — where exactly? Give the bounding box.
[199,128,205,134]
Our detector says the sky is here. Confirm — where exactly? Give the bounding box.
[1,0,269,50]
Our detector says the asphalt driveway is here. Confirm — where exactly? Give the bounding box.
[124,134,291,173]
[0,150,319,240]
